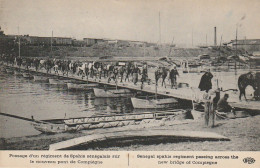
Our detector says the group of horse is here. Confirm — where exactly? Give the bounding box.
[0,55,152,85]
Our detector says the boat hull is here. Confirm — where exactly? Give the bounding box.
[64,110,187,131]
[14,71,23,76]
[67,83,98,91]
[49,78,70,85]
[131,97,178,109]
[93,88,133,98]
[30,110,188,133]
[216,111,249,120]
[5,68,13,73]
[22,73,33,79]
[191,110,249,120]
[33,75,49,82]
[31,122,66,134]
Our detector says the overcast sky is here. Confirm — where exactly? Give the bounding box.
[0,0,260,46]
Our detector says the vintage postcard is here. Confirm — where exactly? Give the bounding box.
[0,0,259,167]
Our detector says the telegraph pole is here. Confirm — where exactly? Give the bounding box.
[158,12,161,44]
[18,26,20,57]
[235,26,238,71]
[191,28,193,47]
[51,30,53,57]
[206,34,207,46]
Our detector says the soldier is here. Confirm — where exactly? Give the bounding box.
[198,69,213,92]
[132,65,140,85]
[169,66,179,89]
[161,67,168,88]
[119,65,125,83]
[141,64,148,86]
[155,66,161,86]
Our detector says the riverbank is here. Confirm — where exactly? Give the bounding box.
[2,40,240,59]
[0,115,259,151]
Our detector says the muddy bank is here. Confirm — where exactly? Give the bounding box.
[0,115,259,151]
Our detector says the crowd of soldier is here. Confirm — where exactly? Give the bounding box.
[0,55,181,89]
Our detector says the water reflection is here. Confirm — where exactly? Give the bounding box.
[0,71,134,138]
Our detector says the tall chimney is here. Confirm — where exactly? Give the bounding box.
[214,27,217,46]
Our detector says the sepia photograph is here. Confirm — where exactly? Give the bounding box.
[0,0,259,157]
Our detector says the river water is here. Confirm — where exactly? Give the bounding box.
[0,70,134,138]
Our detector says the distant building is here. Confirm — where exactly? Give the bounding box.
[129,41,145,47]
[107,40,118,44]
[72,39,85,46]
[117,40,130,46]
[53,37,72,45]
[18,36,72,45]
[0,27,5,36]
[83,38,105,46]
[145,42,156,47]
[5,34,17,39]
[83,38,97,46]
[230,39,260,53]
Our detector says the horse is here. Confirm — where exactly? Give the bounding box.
[39,59,46,69]
[140,65,148,84]
[132,66,140,85]
[33,58,40,71]
[154,66,168,87]
[254,72,260,100]
[119,66,125,82]
[16,57,23,69]
[154,67,162,86]
[25,58,33,70]
[76,62,86,78]
[161,67,168,88]
[107,64,114,83]
[61,61,69,76]
[238,72,259,101]
[125,63,133,82]
[44,59,54,73]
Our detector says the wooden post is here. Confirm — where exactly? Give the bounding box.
[204,100,210,126]
[116,78,118,90]
[204,92,215,127]
[155,84,158,100]
[208,100,215,127]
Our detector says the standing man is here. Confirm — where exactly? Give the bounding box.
[98,65,102,80]
[113,66,119,82]
[132,65,140,85]
[161,67,168,88]
[125,63,131,82]
[84,63,89,79]
[155,66,161,86]
[141,64,148,85]
[169,66,179,89]
[198,69,213,92]
[119,65,125,83]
